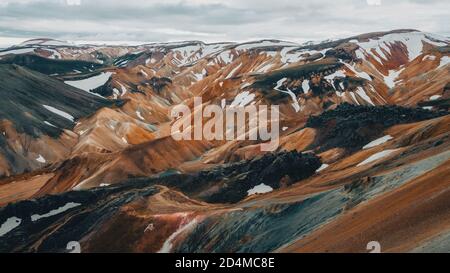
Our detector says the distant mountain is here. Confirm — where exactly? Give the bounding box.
[0,64,116,177]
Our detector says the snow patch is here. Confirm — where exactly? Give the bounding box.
[158,218,198,253]
[136,110,145,121]
[31,202,81,222]
[384,69,403,89]
[118,83,127,96]
[274,78,301,112]
[363,135,394,149]
[256,62,273,73]
[349,92,360,105]
[230,91,255,107]
[36,154,46,163]
[438,56,450,69]
[192,69,207,81]
[43,105,75,122]
[280,47,305,64]
[221,98,227,109]
[302,80,310,94]
[357,149,399,166]
[355,32,447,63]
[216,50,234,64]
[430,95,442,101]
[356,87,375,105]
[112,88,120,99]
[65,72,112,92]
[325,70,346,81]
[274,78,287,91]
[0,217,22,237]
[225,63,242,79]
[247,184,273,196]
[316,164,329,173]
[241,82,252,89]
[343,63,372,81]
[44,121,57,128]
[423,55,436,61]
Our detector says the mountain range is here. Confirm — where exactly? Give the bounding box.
[0,29,449,253]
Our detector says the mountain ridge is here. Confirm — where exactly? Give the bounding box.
[4,29,437,48]
[0,29,449,253]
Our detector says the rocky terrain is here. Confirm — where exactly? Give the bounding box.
[0,29,449,253]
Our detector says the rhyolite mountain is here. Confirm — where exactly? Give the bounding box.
[0,29,449,253]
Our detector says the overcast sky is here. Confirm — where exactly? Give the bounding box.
[0,0,449,47]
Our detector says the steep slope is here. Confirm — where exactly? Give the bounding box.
[0,115,448,253]
[0,64,116,177]
[0,30,449,253]
[1,29,449,191]
[0,29,448,186]
[0,54,104,75]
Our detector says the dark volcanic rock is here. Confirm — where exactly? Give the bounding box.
[444,82,450,93]
[113,51,146,68]
[418,98,450,111]
[0,54,103,75]
[0,184,160,253]
[128,151,321,204]
[253,59,344,101]
[325,42,359,61]
[0,64,115,138]
[0,151,320,252]
[191,151,321,203]
[92,77,114,97]
[148,76,172,93]
[306,103,448,151]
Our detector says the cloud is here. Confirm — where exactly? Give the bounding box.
[0,0,448,44]
[366,0,381,5]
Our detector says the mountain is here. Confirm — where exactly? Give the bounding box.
[0,29,449,253]
[0,64,119,178]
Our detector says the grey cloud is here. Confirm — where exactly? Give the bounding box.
[0,0,448,44]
